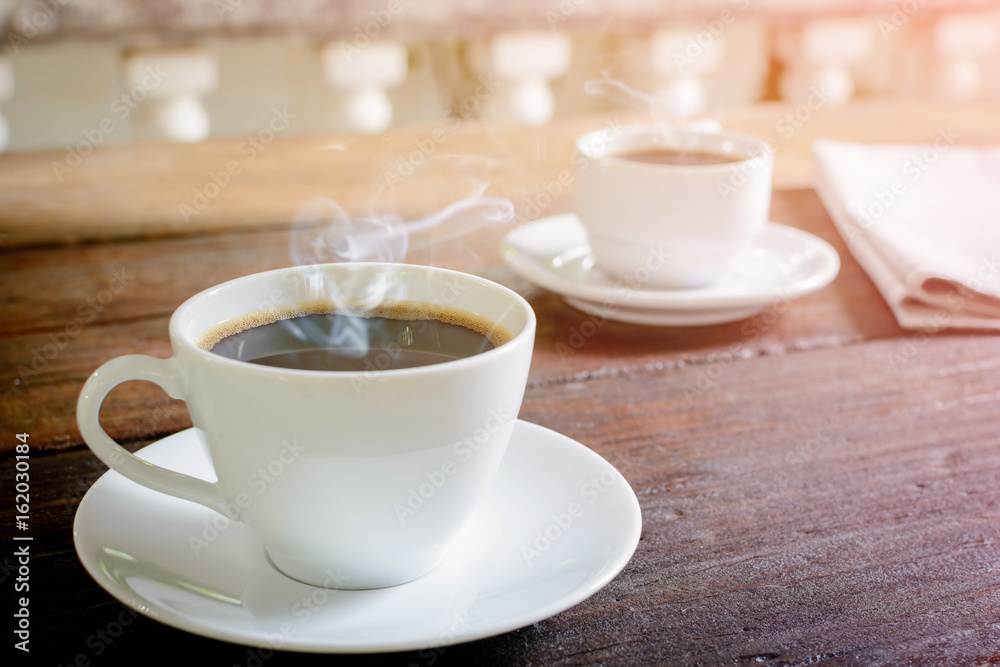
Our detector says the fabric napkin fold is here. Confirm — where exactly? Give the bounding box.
[813,138,1000,331]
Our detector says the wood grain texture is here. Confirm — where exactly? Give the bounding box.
[3,111,1000,665]
[5,333,1000,666]
[3,102,1000,246]
[1,188,900,454]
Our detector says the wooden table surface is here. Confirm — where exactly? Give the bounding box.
[2,103,1000,665]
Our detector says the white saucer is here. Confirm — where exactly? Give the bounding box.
[501,214,840,325]
[74,421,641,653]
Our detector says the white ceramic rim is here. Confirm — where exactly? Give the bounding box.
[72,421,643,653]
[169,262,536,379]
[575,124,773,173]
[500,215,841,309]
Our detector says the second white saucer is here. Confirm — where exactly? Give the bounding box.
[74,420,641,653]
[501,214,840,325]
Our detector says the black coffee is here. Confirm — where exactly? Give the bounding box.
[615,148,743,166]
[200,301,512,372]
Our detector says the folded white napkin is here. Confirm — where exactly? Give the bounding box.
[814,138,1000,331]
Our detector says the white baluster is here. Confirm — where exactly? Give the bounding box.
[0,53,12,151]
[932,13,999,102]
[779,19,873,106]
[651,26,726,119]
[469,31,572,126]
[124,47,218,143]
[322,40,408,134]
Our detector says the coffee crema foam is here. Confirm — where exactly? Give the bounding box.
[196,299,514,351]
[613,148,746,166]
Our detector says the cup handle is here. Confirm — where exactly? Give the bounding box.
[76,354,228,515]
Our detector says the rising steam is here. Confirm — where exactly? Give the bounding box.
[289,195,514,266]
[584,73,722,132]
[281,156,518,361]
[291,153,518,267]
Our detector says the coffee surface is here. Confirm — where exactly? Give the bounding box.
[615,148,743,166]
[200,300,511,372]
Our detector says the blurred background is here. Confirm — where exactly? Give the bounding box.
[1,0,999,152]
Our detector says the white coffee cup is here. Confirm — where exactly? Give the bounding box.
[575,125,773,289]
[77,263,535,589]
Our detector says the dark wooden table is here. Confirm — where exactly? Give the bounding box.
[3,105,1000,665]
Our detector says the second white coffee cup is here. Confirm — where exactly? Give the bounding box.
[575,125,773,289]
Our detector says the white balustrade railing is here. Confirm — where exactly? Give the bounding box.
[0,6,998,152]
[468,31,573,126]
[0,53,12,151]
[322,39,408,133]
[124,47,218,143]
[931,12,999,101]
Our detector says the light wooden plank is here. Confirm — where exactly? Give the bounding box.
[2,102,998,246]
